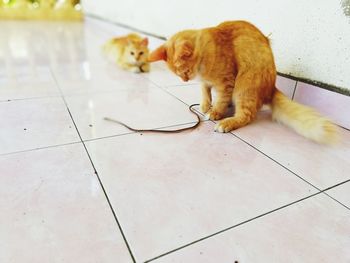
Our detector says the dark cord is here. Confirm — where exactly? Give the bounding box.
[104,104,201,133]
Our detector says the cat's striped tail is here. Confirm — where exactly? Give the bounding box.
[270,88,339,144]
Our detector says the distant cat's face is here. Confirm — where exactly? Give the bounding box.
[148,31,199,81]
[124,38,149,66]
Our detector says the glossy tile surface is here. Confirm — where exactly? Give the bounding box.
[86,122,315,261]
[1,17,349,263]
[0,97,80,155]
[65,87,200,141]
[0,66,60,101]
[327,182,350,208]
[154,194,350,263]
[0,144,132,263]
[233,111,350,189]
[52,63,148,95]
[165,84,203,106]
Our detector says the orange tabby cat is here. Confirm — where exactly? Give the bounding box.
[148,21,338,144]
[103,33,150,73]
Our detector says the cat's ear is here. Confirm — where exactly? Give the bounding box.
[175,40,193,60]
[148,45,167,62]
[141,37,148,47]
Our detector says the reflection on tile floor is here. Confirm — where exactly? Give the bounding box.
[0,17,349,263]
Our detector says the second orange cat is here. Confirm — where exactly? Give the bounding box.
[103,33,150,73]
[148,21,338,144]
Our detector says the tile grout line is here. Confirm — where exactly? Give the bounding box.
[229,132,350,211]
[230,131,325,190]
[140,75,205,117]
[323,192,350,210]
[0,94,62,103]
[144,178,350,262]
[163,83,200,88]
[0,141,81,157]
[292,80,298,100]
[49,67,137,263]
[0,115,207,157]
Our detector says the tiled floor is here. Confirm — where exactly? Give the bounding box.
[0,17,349,263]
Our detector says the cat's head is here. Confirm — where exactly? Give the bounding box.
[148,31,199,82]
[124,37,149,66]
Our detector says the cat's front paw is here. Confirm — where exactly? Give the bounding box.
[140,63,150,73]
[130,66,141,73]
[214,118,236,133]
[200,102,211,114]
[206,109,224,121]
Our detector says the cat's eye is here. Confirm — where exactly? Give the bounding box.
[139,51,144,55]
[130,51,135,55]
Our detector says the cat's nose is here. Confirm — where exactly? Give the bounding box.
[182,74,189,82]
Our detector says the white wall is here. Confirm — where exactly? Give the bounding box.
[83,0,350,91]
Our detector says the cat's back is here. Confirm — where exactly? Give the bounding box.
[215,20,269,44]
[110,33,141,45]
[200,20,275,77]
[217,20,261,31]
[104,33,142,56]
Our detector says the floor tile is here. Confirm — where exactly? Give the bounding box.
[65,87,200,141]
[153,194,350,263]
[0,97,80,155]
[52,62,149,95]
[232,111,350,189]
[0,65,54,84]
[0,143,132,263]
[276,75,296,99]
[294,82,350,129]
[85,121,315,261]
[0,20,86,67]
[0,66,60,101]
[165,84,202,106]
[1,17,349,263]
[327,182,350,208]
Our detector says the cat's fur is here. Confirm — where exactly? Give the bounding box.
[148,21,338,144]
[103,33,150,73]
